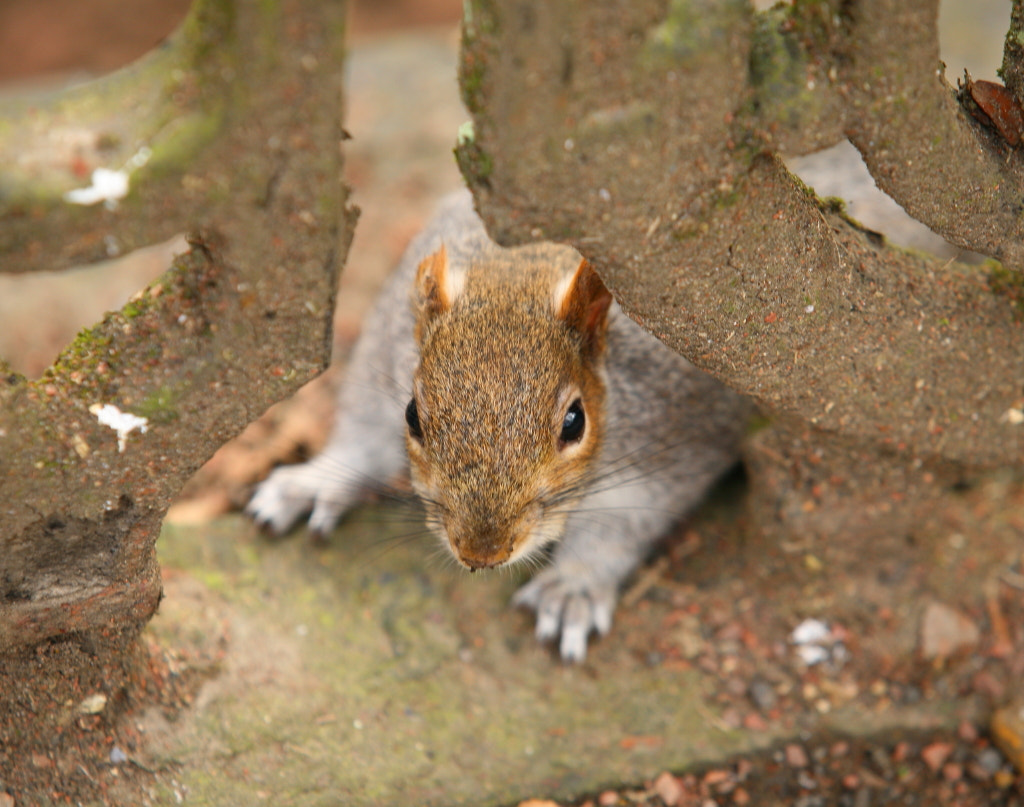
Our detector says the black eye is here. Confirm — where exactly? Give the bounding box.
[405,397,423,440]
[559,399,585,444]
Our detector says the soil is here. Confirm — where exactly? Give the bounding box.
[1,2,1023,807]
[533,473,1024,807]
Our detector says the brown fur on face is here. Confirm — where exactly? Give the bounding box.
[406,244,612,570]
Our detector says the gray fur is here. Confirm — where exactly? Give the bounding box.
[247,190,750,661]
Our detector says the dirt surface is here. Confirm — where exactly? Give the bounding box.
[7,471,1020,805]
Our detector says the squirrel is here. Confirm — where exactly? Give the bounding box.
[247,190,751,661]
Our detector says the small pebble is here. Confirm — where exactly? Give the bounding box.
[942,761,963,782]
[785,743,809,768]
[747,676,777,712]
[900,684,922,705]
[720,708,743,729]
[742,712,768,732]
[920,601,980,659]
[957,720,979,743]
[973,670,1006,700]
[78,693,107,715]
[967,761,991,781]
[921,741,954,773]
[30,753,51,769]
[597,790,619,806]
[703,769,731,789]
[652,771,683,806]
[974,746,1004,776]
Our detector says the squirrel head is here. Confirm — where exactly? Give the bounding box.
[406,243,613,571]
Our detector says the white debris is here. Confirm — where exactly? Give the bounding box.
[791,618,830,645]
[64,168,130,207]
[89,403,148,452]
[63,146,151,209]
[790,618,845,667]
[78,693,107,714]
[1001,407,1024,425]
[795,643,830,666]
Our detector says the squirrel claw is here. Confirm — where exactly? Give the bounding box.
[512,570,615,662]
[244,492,304,536]
[247,461,352,537]
[308,501,345,537]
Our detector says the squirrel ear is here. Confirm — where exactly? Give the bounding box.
[414,244,457,324]
[554,258,613,355]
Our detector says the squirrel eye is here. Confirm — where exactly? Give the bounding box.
[559,399,585,444]
[405,397,423,440]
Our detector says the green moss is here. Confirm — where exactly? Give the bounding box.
[647,0,702,58]
[712,184,742,210]
[51,327,114,376]
[747,4,827,132]
[121,299,146,320]
[135,385,182,424]
[178,0,237,70]
[459,0,498,115]
[454,140,493,186]
[746,411,773,435]
[987,261,1024,316]
[139,107,227,184]
[646,0,749,64]
[459,55,486,115]
[461,0,498,40]
[750,6,803,88]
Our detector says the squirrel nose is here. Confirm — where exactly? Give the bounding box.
[456,547,507,571]
[452,532,513,570]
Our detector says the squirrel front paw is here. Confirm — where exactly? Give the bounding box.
[246,461,351,536]
[512,568,616,663]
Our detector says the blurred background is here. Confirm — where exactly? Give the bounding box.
[0,0,462,84]
[0,0,1004,89]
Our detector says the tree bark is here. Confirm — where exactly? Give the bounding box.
[0,0,354,783]
[456,0,1023,538]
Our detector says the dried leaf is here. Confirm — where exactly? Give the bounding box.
[965,75,1024,146]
